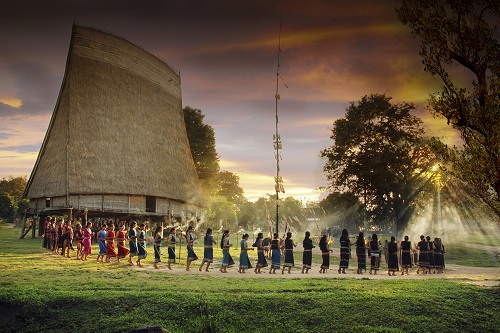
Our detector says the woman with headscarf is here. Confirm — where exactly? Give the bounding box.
[254,232,268,274]
[301,231,314,274]
[387,236,399,276]
[355,232,366,274]
[338,229,351,274]
[199,228,216,272]
[282,232,296,274]
[319,234,333,273]
[369,234,381,275]
[400,235,412,275]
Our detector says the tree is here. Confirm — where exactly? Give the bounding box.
[183,106,220,194]
[204,196,239,229]
[0,176,27,202]
[319,192,364,231]
[217,171,246,205]
[0,176,28,221]
[397,0,500,201]
[0,192,17,222]
[321,94,444,234]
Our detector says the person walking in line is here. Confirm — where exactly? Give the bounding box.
[338,229,351,274]
[355,232,367,274]
[199,228,216,272]
[185,226,198,271]
[153,226,163,269]
[82,222,93,261]
[167,227,176,270]
[282,232,296,274]
[269,233,281,274]
[416,235,429,274]
[400,235,412,275]
[369,234,381,275]
[96,224,107,263]
[254,232,268,274]
[128,221,138,266]
[220,230,234,273]
[116,224,130,263]
[105,225,117,262]
[387,236,399,276]
[301,231,314,274]
[238,233,253,273]
[136,223,147,267]
[319,234,333,274]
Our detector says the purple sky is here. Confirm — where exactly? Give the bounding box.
[0,0,459,202]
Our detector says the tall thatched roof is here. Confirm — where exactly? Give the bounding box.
[25,25,204,207]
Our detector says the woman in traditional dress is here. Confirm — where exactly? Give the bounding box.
[116,224,130,263]
[238,233,253,273]
[319,234,333,273]
[153,225,163,269]
[416,235,429,274]
[60,219,70,257]
[369,234,381,275]
[254,232,268,274]
[128,221,138,266]
[50,220,58,253]
[301,231,314,274]
[185,226,198,271]
[338,229,351,274]
[136,223,147,267]
[433,237,444,274]
[356,232,366,274]
[64,220,74,258]
[219,230,234,273]
[105,225,117,262]
[400,235,412,275]
[74,223,83,260]
[96,224,107,263]
[57,219,65,255]
[426,236,435,273]
[387,236,399,276]
[282,232,296,274]
[166,227,176,270]
[199,228,216,272]
[269,233,281,274]
[82,222,93,261]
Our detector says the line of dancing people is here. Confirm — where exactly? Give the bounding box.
[43,217,445,275]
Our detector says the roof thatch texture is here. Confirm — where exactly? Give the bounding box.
[25,25,204,207]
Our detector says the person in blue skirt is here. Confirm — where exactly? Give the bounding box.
[128,221,138,266]
[269,233,281,274]
[220,230,234,273]
[338,229,351,274]
[387,236,399,276]
[136,223,147,267]
[282,232,296,274]
[369,234,381,275]
[254,232,268,274]
[199,228,216,272]
[153,225,163,269]
[238,233,253,273]
[185,226,198,271]
[96,224,107,263]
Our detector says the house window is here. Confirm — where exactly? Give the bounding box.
[45,198,51,208]
[146,196,156,213]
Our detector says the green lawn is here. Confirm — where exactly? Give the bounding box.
[0,226,498,333]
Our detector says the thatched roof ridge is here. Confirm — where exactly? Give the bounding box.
[25,25,204,207]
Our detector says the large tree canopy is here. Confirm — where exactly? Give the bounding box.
[397,0,500,201]
[321,94,445,233]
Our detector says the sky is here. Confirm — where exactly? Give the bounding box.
[0,0,460,203]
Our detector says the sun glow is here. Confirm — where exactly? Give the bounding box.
[0,98,22,108]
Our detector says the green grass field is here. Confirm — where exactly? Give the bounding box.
[0,225,499,333]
